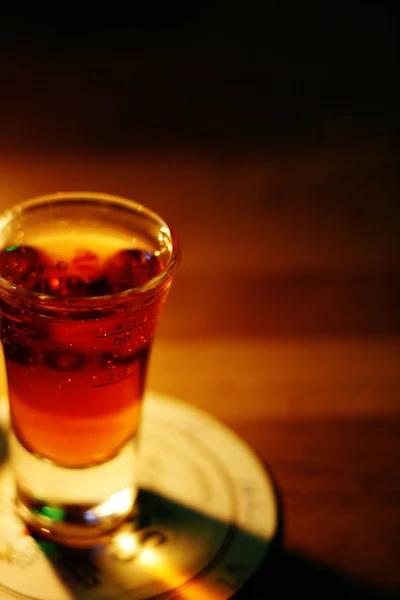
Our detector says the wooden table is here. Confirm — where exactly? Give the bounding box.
[0,145,398,598]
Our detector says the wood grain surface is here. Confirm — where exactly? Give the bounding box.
[0,145,398,597]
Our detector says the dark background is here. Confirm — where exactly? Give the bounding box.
[0,1,398,154]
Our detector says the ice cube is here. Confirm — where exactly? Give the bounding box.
[86,277,114,297]
[0,246,48,289]
[103,250,162,292]
[71,250,99,278]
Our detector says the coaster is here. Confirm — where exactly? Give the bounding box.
[0,392,279,599]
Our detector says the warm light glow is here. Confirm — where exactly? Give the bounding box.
[118,532,138,555]
[94,488,133,519]
[139,549,221,599]
[139,547,158,566]
[0,399,9,426]
[111,531,139,560]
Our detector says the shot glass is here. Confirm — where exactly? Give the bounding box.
[0,192,180,546]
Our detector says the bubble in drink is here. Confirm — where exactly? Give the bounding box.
[0,231,165,467]
[45,349,87,371]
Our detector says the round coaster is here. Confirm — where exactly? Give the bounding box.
[0,392,279,599]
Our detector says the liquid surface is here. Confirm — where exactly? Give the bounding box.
[0,230,165,467]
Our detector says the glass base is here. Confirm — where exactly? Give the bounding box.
[10,433,138,547]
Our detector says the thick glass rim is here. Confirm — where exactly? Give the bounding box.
[0,191,181,310]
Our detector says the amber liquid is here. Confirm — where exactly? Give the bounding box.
[0,228,165,468]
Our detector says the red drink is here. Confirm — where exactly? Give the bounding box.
[0,229,167,468]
